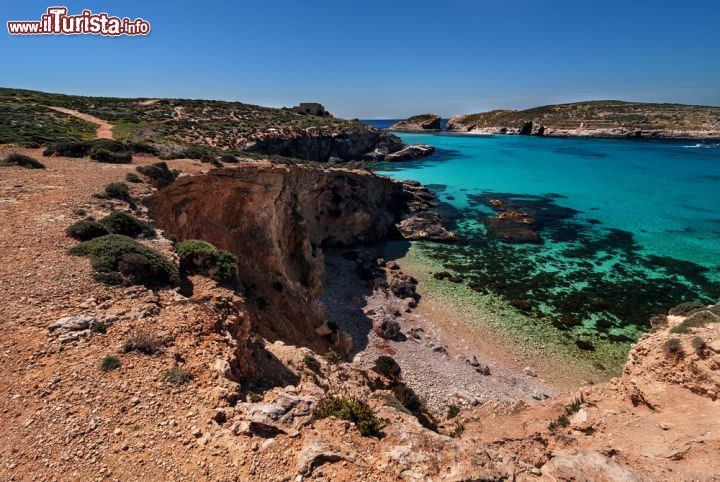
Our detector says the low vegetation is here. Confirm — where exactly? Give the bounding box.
[67,212,154,241]
[1,87,374,159]
[136,161,177,188]
[0,153,45,169]
[123,330,161,355]
[101,355,121,372]
[98,211,155,238]
[451,100,720,131]
[66,220,110,241]
[303,354,321,373]
[90,148,132,164]
[662,337,684,357]
[125,172,142,183]
[670,310,719,334]
[176,239,238,284]
[669,301,707,316]
[162,368,192,384]
[549,398,583,431]
[68,234,178,286]
[372,355,401,381]
[316,397,381,437]
[447,404,460,419]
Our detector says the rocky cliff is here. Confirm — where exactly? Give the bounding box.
[389,114,442,132]
[447,100,720,139]
[149,162,452,352]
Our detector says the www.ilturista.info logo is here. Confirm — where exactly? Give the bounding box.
[7,7,150,36]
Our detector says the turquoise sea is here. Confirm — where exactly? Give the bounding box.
[372,131,720,374]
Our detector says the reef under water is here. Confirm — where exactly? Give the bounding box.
[374,134,720,361]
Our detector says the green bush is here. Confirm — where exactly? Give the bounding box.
[176,239,238,284]
[391,384,423,414]
[101,355,121,372]
[91,139,128,153]
[99,211,155,238]
[66,219,110,241]
[68,234,178,286]
[1,153,45,169]
[90,148,132,164]
[316,397,381,437]
[303,354,321,373]
[126,172,142,183]
[136,162,177,188]
[447,404,460,419]
[372,355,401,381]
[162,368,192,384]
[102,182,132,202]
[220,154,239,163]
[391,384,436,430]
[43,141,92,157]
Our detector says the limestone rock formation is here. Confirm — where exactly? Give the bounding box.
[388,114,442,132]
[150,162,455,351]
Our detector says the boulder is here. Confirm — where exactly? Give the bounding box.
[385,144,435,162]
[373,316,402,340]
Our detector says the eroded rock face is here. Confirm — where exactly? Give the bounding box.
[388,115,442,132]
[246,130,405,162]
[150,163,427,349]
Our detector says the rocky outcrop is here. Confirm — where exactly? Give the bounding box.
[388,114,442,132]
[384,144,435,162]
[246,129,412,162]
[149,162,454,351]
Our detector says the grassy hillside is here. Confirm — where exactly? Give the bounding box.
[0,87,373,151]
[452,100,720,131]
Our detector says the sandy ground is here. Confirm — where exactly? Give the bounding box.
[321,248,556,414]
[45,106,115,139]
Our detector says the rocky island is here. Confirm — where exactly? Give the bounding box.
[446,100,720,139]
[389,114,442,132]
[1,88,719,481]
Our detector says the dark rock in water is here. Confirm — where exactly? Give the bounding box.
[519,121,533,135]
[375,258,386,267]
[471,192,579,244]
[398,212,458,241]
[575,339,595,351]
[510,299,531,310]
[587,218,602,224]
[386,260,400,270]
[385,144,435,162]
[484,216,542,244]
[446,195,455,200]
[373,316,401,340]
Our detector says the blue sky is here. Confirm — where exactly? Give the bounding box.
[2,0,719,118]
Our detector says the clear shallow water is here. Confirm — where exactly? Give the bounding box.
[375,133,720,366]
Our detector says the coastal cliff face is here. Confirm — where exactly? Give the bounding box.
[245,128,405,162]
[447,101,720,139]
[149,163,426,350]
[389,114,442,132]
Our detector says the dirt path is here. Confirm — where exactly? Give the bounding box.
[45,106,115,139]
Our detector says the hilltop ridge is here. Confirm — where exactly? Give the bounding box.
[446,100,720,139]
[0,87,425,162]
